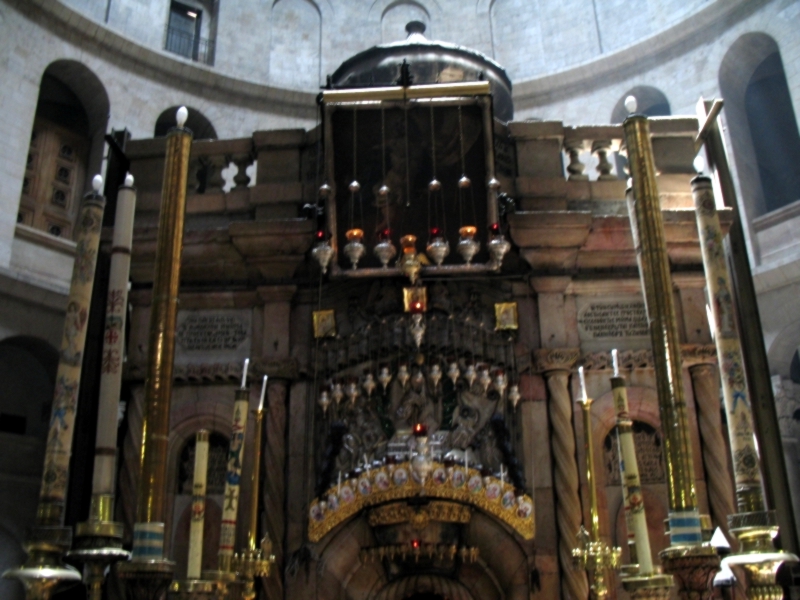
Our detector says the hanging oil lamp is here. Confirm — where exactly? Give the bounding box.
[362,371,376,398]
[426,226,449,266]
[378,364,392,393]
[344,228,365,269]
[463,361,476,388]
[458,226,480,265]
[409,314,426,348]
[332,381,344,405]
[345,377,359,405]
[478,365,492,394]
[411,367,425,391]
[311,229,334,274]
[494,368,508,397]
[397,363,410,389]
[508,383,521,409]
[318,387,331,414]
[428,361,442,390]
[487,222,510,269]
[399,234,422,283]
[410,423,433,486]
[447,358,460,386]
[374,227,396,268]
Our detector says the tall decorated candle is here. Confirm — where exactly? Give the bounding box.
[187,430,209,579]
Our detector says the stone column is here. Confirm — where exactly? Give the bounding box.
[255,285,295,600]
[535,348,588,600]
[684,350,736,542]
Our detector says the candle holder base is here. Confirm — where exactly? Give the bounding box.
[2,526,82,600]
[168,578,230,599]
[621,572,674,600]
[723,510,799,599]
[660,544,720,600]
[116,558,175,600]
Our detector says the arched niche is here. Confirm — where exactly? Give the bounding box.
[381,1,431,43]
[720,33,800,219]
[19,60,109,239]
[0,336,58,439]
[610,85,671,124]
[154,106,217,140]
[269,0,322,91]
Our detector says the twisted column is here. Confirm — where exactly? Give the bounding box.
[536,348,588,600]
[687,361,735,542]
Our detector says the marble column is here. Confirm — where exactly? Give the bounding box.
[535,348,588,600]
[685,354,736,542]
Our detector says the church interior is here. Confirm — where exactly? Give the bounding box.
[1,1,800,599]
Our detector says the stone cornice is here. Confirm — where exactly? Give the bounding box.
[9,0,318,119]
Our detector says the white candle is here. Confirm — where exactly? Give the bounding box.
[187,429,209,579]
[337,471,342,494]
[465,452,469,473]
[500,465,506,486]
[578,366,588,401]
[258,375,268,411]
[241,358,250,389]
[612,349,620,378]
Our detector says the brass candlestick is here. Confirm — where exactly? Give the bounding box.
[573,389,621,600]
[118,106,193,598]
[622,97,719,597]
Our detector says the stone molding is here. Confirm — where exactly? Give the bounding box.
[576,345,717,371]
[534,348,580,373]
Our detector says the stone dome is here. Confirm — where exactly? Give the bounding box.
[330,21,514,121]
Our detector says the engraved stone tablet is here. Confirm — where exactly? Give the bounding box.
[175,309,251,364]
[576,296,649,351]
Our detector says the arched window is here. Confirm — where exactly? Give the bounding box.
[19,61,109,240]
[269,0,321,91]
[381,1,430,43]
[165,0,217,65]
[720,33,800,219]
[610,86,671,124]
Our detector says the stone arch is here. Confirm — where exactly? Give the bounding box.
[0,336,59,439]
[154,105,217,140]
[767,317,800,378]
[380,1,431,42]
[311,505,530,599]
[374,574,475,599]
[720,32,800,219]
[19,60,109,238]
[610,85,671,124]
[270,0,322,91]
[0,523,26,600]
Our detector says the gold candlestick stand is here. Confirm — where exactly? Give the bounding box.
[573,395,621,600]
[117,108,193,599]
[623,103,720,598]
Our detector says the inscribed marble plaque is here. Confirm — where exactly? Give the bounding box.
[175,309,251,364]
[576,296,649,346]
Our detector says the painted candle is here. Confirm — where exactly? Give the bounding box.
[38,179,106,526]
[218,388,250,571]
[610,359,654,575]
[692,176,763,511]
[187,429,209,579]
